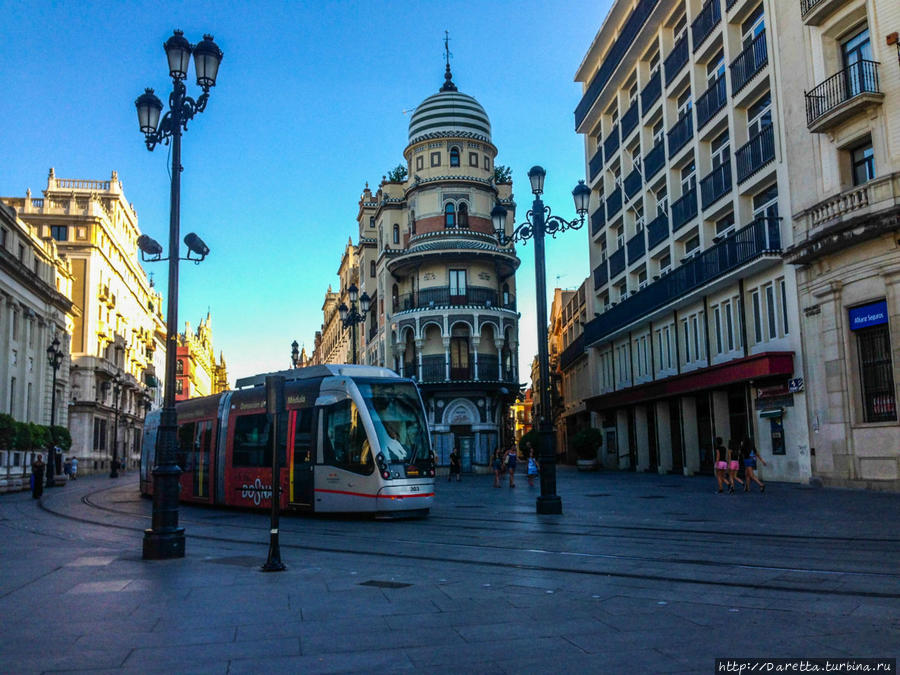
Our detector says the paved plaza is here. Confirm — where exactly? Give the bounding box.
[1,468,898,674]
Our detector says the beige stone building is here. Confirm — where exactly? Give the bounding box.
[310,239,358,366]
[548,287,575,460]
[780,0,900,489]
[175,312,228,400]
[4,170,166,474]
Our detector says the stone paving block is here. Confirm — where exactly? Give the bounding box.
[123,636,300,668]
[227,649,416,674]
[403,635,574,668]
[74,626,237,650]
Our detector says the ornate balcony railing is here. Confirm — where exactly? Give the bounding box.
[591,207,606,237]
[621,99,640,139]
[667,113,694,157]
[646,212,668,250]
[700,160,732,209]
[609,247,626,279]
[584,217,782,345]
[731,29,768,95]
[418,355,513,383]
[696,74,727,129]
[421,356,446,382]
[604,123,621,161]
[593,260,609,289]
[641,70,662,113]
[606,185,623,219]
[665,35,690,86]
[644,142,665,180]
[574,0,661,129]
[800,0,824,16]
[396,286,516,312]
[671,187,698,232]
[736,125,775,183]
[626,230,646,264]
[589,145,604,182]
[692,0,721,51]
[805,60,881,129]
[624,167,643,201]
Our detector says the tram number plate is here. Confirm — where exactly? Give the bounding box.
[409,486,420,492]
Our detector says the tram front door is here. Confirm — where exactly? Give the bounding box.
[291,408,314,509]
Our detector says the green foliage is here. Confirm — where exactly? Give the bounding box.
[518,430,541,456]
[493,165,512,184]
[386,164,408,182]
[14,421,33,450]
[572,427,603,461]
[50,425,72,452]
[0,414,15,450]
[29,423,49,449]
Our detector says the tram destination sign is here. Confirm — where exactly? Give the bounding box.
[848,300,888,331]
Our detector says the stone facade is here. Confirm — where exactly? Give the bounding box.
[175,312,228,400]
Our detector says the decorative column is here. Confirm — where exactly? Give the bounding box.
[415,339,424,381]
[472,337,480,381]
[443,337,451,381]
[496,337,505,380]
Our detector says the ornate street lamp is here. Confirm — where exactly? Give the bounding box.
[291,340,300,368]
[106,373,123,478]
[491,167,590,515]
[135,29,222,560]
[338,284,371,365]
[45,336,64,488]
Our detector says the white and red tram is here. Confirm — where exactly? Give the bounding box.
[140,365,435,516]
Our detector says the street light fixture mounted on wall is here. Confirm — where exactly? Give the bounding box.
[491,167,589,515]
[338,284,371,365]
[136,29,223,561]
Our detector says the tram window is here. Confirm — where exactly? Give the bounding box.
[322,399,372,474]
[232,413,272,467]
[293,408,314,464]
[176,422,196,470]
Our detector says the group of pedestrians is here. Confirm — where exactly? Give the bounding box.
[30,453,78,499]
[491,441,540,488]
[713,436,766,494]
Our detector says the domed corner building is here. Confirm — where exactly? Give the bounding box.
[353,63,521,473]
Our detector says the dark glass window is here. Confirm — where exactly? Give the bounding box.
[450,147,460,167]
[176,421,196,469]
[431,152,441,167]
[232,413,271,467]
[858,324,896,422]
[444,203,455,228]
[851,141,875,186]
[842,28,873,98]
[458,203,469,228]
[469,152,478,167]
[176,359,184,374]
[322,399,372,474]
[292,408,314,465]
[393,224,399,244]
[416,156,423,171]
[370,260,376,278]
[50,226,68,242]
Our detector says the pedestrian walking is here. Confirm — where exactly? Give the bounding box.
[714,436,729,493]
[526,444,540,487]
[741,438,767,492]
[492,448,504,488]
[727,439,744,493]
[448,448,461,482]
[31,455,45,499]
[63,457,72,480]
[70,456,78,480]
[505,445,518,488]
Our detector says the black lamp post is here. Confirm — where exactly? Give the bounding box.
[338,284,371,365]
[291,340,300,368]
[136,29,222,560]
[491,166,590,515]
[108,373,122,478]
[45,336,64,488]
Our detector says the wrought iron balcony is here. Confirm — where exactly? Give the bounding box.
[736,125,775,183]
[731,29,768,95]
[589,146,604,182]
[643,142,665,180]
[700,160,732,209]
[696,74,727,130]
[606,185,623,219]
[593,260,609,289]
[621,99,640,140]
[692,0,722,52]
[418,355,514,383]
[646,212,668,250]
[584,217,782,345]
[671,187,698,232]
[665,35,690,86]
[604,123,621,161]
[626,230,646,265]
[591,207,606,237]
[624,167,643,201]
[801,0,845,25]
[667,113,694,157]
[805,60,882,132]
[395,286,516,312]
[800,0,824,15]
[574,0,660,130]
[609,247,626,279]
[641,70,662,113]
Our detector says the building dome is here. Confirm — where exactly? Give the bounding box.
[408,65,491,145]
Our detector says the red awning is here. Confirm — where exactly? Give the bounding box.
[585,351,794,412]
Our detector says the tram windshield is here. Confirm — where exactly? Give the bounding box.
[357,381,430,465]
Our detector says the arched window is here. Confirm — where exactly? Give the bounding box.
[444,203,455,228]
[370,260,376,277]
[458,203,469,228]
[369,216,375,228]
[176,359,184,374]
[393,224,399,245]
[450,146,460,167]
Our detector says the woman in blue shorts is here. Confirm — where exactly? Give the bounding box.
[741,438,766,492]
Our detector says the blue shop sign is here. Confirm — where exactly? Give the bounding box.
[848,300,888,331]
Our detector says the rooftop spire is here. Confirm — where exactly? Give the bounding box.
[440,30,457,92]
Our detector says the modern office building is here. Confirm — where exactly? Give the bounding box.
[574,0,811,481]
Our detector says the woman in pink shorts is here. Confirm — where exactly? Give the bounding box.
[714,436,729,493]
[726,439,744,493]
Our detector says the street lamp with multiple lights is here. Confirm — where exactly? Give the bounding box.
[338,284,371,365]
[135,29,222,560]
[291,340,300,368]
[491,166,590,515]
[45,336,64,488]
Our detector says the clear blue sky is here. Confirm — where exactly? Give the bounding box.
[0,0,611,386]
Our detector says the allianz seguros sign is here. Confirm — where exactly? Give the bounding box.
[848,300,888,331]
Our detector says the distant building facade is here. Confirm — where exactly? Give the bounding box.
[175,312,228,401]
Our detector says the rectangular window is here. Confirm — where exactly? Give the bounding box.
[683,320,691,363]
[430,152,441,167]
[469,152,478,167]
[724,300,734,351]
[765,284,777,339]
[665,326,672,369]
[714,307,723,354]
[449,269,467,299]
[692,315,700,360]
[780,279,789,335]
[232,413,271,467]
[857,324,897,422]
[851,141,875,186]
[93,417,107,452]
[416,156,423,171]
[50,226,68,242]
[752,290,763,343]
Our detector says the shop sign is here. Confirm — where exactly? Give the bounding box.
[755,395,794,410]
[848,300,888,331]
[757,384,790,399]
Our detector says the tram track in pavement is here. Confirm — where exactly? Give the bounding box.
[32,483,900,601]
